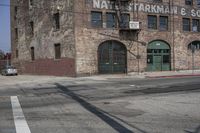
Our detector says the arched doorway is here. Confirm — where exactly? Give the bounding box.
[98,40,127,74]
[187,41,200,70]
[147,40,171,71]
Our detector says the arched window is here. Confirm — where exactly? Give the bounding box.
[188,41,200,50]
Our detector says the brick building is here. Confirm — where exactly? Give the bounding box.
[10,0,200,76]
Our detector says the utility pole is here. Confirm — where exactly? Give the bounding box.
[134,0,140,74]
[6,54,9,66]
[172,0,175,71]
[169,0,175,71]
[192,43,195,74]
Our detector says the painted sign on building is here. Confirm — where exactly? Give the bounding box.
[90,0,200,18]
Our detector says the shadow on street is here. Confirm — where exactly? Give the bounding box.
[55,83,149,133]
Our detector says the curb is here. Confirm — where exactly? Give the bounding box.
[146,74,200,78]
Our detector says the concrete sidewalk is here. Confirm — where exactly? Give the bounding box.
[0,70,200,86]
[81,70,200,80]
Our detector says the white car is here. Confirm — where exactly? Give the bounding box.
[1,66,18,76]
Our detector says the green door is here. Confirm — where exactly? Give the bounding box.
[98,41,127,74]
[147,41,171,71]
[154,55,162,71]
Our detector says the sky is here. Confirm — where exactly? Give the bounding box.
[0,0,10,53]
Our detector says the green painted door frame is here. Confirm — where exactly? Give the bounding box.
[147,41,171,71]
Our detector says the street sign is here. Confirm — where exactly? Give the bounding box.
[129,21,140,29]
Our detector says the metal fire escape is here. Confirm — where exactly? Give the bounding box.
[111,0,141,41]
[111,0,145,74]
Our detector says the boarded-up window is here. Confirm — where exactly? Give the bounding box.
[14,6,18,20]
[54,13,60,30]
[29,0,33,6]
[54,43,61,59]
[16,49,18,58]
[31,47,35,61]
[29,21,34,35]
[15,28,18,40]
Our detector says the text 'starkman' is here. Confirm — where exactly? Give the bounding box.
[92,0,200,18]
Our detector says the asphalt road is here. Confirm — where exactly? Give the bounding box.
[0,75,200,133]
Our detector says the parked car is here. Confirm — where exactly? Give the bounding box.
[1,66,18,76]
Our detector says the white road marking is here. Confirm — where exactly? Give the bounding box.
[11,96,31,133]
[130,85,135,87]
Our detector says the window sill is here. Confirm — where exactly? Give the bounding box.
[53,29,60,32]
[191,31,200,33]
[182,31,200,33]
[90,26,103,29]
[158,30,169,32]
[147,29,158,32]
[185,4,193,7]
[54,58,61,61]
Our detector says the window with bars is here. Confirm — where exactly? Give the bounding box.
[106,12,117,28]
[91,11,102,28]
[153,0,162,2]
[159,16,168,31]
[120,1,130,11]
[148,15,157,29]
[197,0,200,5]
[185,0,193,5]
[192,19,199,32]
[188,43,200,50]
[120,13,130,29]
[183,18,190,31]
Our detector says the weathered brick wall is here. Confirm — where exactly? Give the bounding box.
[73,0,200,75]
[20,58,75,77]
[11,0,76,76]
[11,0,200,76]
